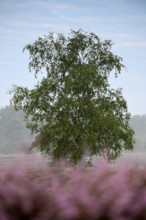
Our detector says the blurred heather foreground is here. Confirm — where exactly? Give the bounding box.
[1,160,146,219]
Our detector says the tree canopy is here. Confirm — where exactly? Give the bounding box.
[10,29,134,163]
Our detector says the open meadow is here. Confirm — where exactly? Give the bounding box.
[0,152,49,170]
[1,151,146,169]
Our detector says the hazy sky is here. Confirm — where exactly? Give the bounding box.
[0,0,146,115]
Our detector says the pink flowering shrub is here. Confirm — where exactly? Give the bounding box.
[0,169,50,220]
[1,162,146,219]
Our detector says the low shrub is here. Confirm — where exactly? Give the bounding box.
[1,162,146,219]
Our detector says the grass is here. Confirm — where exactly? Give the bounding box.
[0,153,49,170]
[1,151,146,170]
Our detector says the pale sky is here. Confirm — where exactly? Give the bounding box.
[0,0,146,115]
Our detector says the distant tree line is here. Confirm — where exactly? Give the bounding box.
[0,105,33,154]
[130,115,146,152]
[0,105,145,154]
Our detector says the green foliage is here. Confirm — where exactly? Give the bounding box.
[10,29,134,163]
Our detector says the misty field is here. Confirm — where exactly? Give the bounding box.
[0,153,49,170]
[1,152,146,169]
